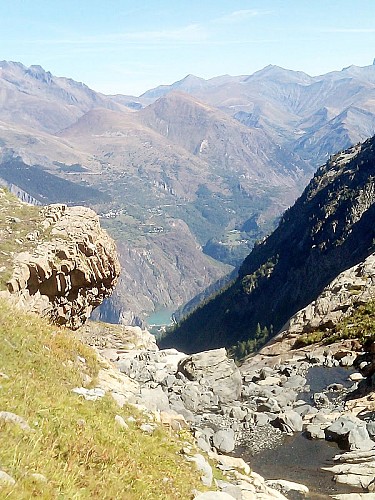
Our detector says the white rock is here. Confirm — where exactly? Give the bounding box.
[0,470,16,486]
[114,415,129,429]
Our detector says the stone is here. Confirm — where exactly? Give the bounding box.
[136,386,170,412]
[229,406,247,421]
[177,349,242,403]
[256,397,281,413]
[294,404,318,417]
[0,470,16,486]
[212,429,235,453]
[140,423,155,434]
[325,416,375,451]
[72,387,105,401]
[159,410,188,430]
[367,421,375,438]
[265,479,309,496]
[0,411,32,432]
[208,452,251,475]
[304,423,326,439]
[194,492,235,500]
[114,415,129,429]
[281,375,306,390]
[4,205,120,329]
[254,412,272,426]
[331,495,375,499]
[272,411,303,433]
[187,454,213,487]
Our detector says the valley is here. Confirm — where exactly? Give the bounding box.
[1,59,375,324]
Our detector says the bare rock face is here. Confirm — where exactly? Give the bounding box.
[258,253,375,357]
[2,204,120,329]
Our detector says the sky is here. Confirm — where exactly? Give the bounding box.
[1,0,375,96]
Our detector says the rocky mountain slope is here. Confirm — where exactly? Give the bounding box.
[161,135,375,353]
[0,189,120,328]
[1,60,375,324]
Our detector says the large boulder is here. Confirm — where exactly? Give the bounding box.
[2,204,120,329]
[177,348,242,403]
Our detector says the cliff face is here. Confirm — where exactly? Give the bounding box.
[0,190,120,328]
[161,136,375,353]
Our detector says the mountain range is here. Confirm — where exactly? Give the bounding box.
[1,59,375,323]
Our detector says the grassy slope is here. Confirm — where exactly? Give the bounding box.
[294,300,375,349]
[0,188,43,289]
[0,299,204,499]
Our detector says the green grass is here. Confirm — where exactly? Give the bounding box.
[0,188,44,289]
[294,300,375,349]
[0,299,204,499]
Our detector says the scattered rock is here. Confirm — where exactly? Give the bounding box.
[272,411,303,434]
[0,470,16,486]
[114,415,129,429]
[178,349,242,403]
[187,454,213,487]
[0,411,33,432]
[265,479,309,496]
[72,387,105,401]
[212,429,235,453]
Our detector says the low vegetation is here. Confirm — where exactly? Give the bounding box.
[294,301,375,349]
[0,188,43,289]
[0,299,204,499]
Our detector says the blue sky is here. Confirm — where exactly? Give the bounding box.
[1,0,375,96]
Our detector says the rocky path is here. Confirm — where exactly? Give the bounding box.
[74,320,375,499]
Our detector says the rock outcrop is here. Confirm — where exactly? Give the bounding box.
[1,201,120,329]
[257,252,375,357]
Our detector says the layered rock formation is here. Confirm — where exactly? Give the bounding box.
[0,197,120,328]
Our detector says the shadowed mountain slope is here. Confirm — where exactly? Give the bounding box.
[160,136,375,353]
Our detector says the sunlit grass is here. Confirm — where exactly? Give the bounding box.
[0,299,203,499]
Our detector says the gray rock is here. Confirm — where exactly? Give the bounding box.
[114,415,129,429]
[313,392,330,407]
[305,423,326,439]
[216,480,243,499]
[0,470,16,486]
[367,421,375,438]
[137,386,170,411]
[140,423,155,433]
[282,374,306,389]
[259,367,275,380]
[272,410,303,433]
[254,412,272,426]
[212,428,235,453]
[194,492,235,500]
[178,349,242,403]
[229,406,247,421]
[325,416,375,451]
[0,411,32,432]
[256,397,281,413]
[187,453,213,487]
[294,404,318,417]
[266,479,309,496]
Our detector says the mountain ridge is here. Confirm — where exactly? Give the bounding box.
[160,136,375,353]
